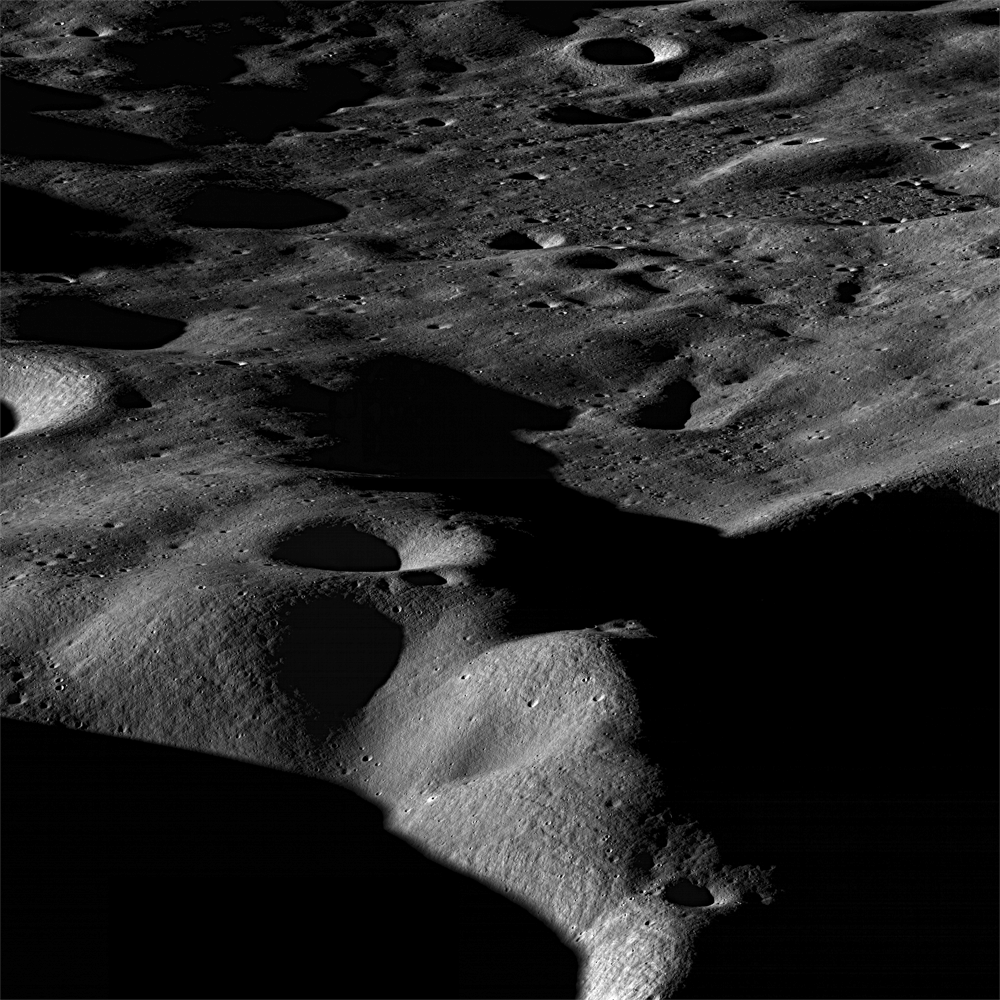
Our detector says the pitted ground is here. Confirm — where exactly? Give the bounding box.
[1,2,997,998]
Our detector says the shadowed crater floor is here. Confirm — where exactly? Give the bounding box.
[272,524,402,571]
[273,595,403,736]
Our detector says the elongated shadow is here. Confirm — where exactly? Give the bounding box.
[0,76,104,113]
[1,113,186,164]
[176,185,348,228]
[188,63,382,145]
[1,719,579,999]
[539,105,632,125]
[0,183,188,275]
[278,355,573,478]
[14,297,185,350]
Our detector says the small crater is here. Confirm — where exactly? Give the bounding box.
[71,26,100,37]
[930,141,970,151]
[416,117,447,127]
[273,524,401,572]
[487,231,543,250]
[728,292,764,305]
[579,38,656,65]
[663,879,714,907]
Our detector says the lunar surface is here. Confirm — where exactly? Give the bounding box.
[1,2,997,998]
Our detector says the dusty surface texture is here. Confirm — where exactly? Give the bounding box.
[1,2,997,998]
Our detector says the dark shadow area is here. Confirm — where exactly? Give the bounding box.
[619,271,671,294]
[148,1,289,31]
[0,184,189,275]
[627,380,700,429]
[1,113,186,164]
[728,291,765,305]
[176,185,348,228]
[114,389,152,409]
[269,358,997,998]
[400,570,447,586]
[664,879,715,907]
[1,719,579,999]
[539,104,632,125]
[424,56,467,73]
[500,1,673,37]
[964,8,999,26]
[340,18,377,37]
[717,25,768,43]
[793,1,948,10]
[579,38,656,64]
[643,60,687,82]
[269,376,339,433]
[0,401,17,437]
[14,298,185,350]
[488,231,544,250]
[604,490,998,1000]
[0,76,103,113]
[273,595,402,736]
[188,63,381,145]
[566,252,618,269]
[277,356,573,478]
[416,116,447,126]
[272,524,401,571]
[106,17,283,89]
[835,280,861,304]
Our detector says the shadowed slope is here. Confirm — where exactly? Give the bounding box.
[0,184,186,275]
[285,355,574,478]
[301,360,998,997]
[1,719,580,1000]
